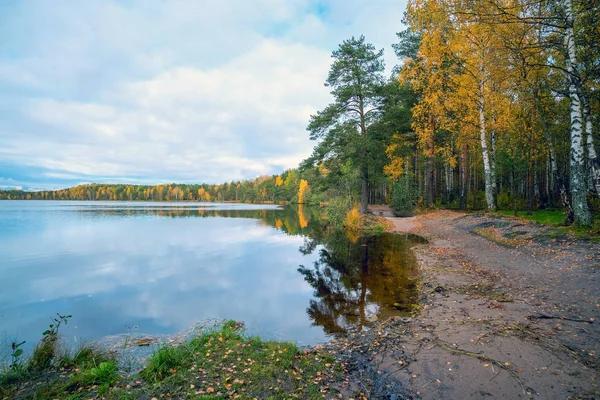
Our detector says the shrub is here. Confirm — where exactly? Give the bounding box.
[324,196,354,226]
[344,206,362,230]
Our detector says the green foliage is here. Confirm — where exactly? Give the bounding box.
[305,35,387,212]
[74,360,118,386]
[59,345,115,370]
[391,176,417,216]
[10,340,26,369]
[324,196,355,226]
[497,189,527,211]
[142,342,191,382]
[31,314,71,370]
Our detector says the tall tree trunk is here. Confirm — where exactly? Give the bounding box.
[527,138,534,215]
[478,73,497,211]
[359,96,369,214]
[491,127,497,200]
[460,144,468,209]
[426,115,436,206]
[581,92,600,195]
[360,166,369,214]
[534,88,574,223]
[563,0,593,227]
[358,236,369,332]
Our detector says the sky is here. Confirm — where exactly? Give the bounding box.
[0,0,408,190]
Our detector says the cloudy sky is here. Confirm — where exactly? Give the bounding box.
[0,0,407,190]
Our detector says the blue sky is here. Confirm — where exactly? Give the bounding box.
[0,0,407,190]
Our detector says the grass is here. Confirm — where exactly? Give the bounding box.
[1,320,343,399]
[1,338,118,400]
[495,209,600,241]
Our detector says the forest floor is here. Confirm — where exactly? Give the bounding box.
[328,209,600,399]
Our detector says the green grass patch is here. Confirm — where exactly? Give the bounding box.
[2,320,342,399]
[495,210,600,241]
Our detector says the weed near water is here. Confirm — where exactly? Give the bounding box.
[2,319,343,399]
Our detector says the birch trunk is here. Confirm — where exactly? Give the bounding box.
[563,0,593,227]
[581,93,600,195]
[478,74,496,211]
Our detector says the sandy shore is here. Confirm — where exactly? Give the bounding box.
[332,209,599,399]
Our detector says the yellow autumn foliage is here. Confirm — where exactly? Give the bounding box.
[298,205,308,228]
[344,206,362,230]
[298,179,310,204]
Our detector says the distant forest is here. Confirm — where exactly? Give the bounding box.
[2,0,599,226]
[0,169,314,204]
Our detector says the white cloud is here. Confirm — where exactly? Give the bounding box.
[0,0,408,186]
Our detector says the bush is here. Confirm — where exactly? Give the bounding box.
[344,206,362,230]
[324,196,354,226]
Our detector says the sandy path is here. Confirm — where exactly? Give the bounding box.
[372,211,600,399]
[386,216,420,233]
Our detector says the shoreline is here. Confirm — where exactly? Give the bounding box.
[375,210,599,398]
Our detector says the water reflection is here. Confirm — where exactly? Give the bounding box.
[297,231,426,335]
[0,201,423,352]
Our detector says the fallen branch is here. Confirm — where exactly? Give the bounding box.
[527,314,593,324]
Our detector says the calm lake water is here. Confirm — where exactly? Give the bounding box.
[0,201,424,353]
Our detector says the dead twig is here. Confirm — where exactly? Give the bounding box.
[527,314,593,324]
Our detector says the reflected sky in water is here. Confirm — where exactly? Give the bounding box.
[0,201,423,352]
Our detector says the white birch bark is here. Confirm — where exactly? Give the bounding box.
[563,0,593,226]
[581,93,600,195]
[478,73,496,211]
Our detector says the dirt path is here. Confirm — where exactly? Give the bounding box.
[331,210,599,399]
[396,211,599,399]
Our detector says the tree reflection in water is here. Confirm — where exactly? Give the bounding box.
[298,229,426,335]
[75,204,425,336]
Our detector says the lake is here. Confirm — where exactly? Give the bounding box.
[0,201,424,354]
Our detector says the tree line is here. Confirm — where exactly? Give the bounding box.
[0,170,315,204]
[2,0,599,226]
